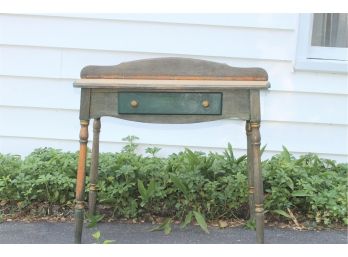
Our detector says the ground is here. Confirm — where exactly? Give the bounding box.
[0,221,347,244]
[1,203,347,244]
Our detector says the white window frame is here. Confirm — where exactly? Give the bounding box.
[294,13,348,74]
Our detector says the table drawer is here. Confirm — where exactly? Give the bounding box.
[118,92,222,115]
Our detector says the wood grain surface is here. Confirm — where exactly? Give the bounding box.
[80,57,268,81]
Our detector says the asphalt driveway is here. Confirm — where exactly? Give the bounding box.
[0,222,347,244]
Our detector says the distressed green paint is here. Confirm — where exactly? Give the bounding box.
[118,92,222,115]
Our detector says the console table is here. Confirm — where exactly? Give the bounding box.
[73,57,270,243]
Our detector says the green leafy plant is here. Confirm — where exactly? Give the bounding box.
[150,218,173,235]
[86,213,105,228]
[193,211,209,233]
[0,137,346,234]
[145,146,161,157]
[87,213,115,244]
[263,147,348,225]
[244,219,256,230]
[91,230,115,244]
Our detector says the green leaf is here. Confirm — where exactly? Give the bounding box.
[122,135,139,143]
[137,179,148,200]
[92,230,101,240]
[236,154,247,164]
[150,218,172,234]
[292,191,311,197]
[272,209,292,219]
[260,145,267,156]
[286,178,294,190]
[103,240,115,244]
[193,211,209,234]
[185,148,197,161]
[60,194,66,204]
[87,221,97,228]
[343,217,348,225]
[244,219,256,230]
[147,179,156,197]
[87,214,105,228]
[171,175,189,198]
[53,191,59,201]
[224,143,235,162]
[145,147,161,156]
[180,211,193,229]
[282,146,291,161]
[164,223,172,235]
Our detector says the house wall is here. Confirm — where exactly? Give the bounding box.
[0,13,347,162]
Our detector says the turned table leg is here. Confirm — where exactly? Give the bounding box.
[246,121,255,221]
[88,118,101,216]
[250,121,264,244]
[74,120,89,244]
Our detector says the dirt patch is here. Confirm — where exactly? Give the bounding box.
[1,202,346,232]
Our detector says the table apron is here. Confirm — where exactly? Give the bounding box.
[81,89,252,123]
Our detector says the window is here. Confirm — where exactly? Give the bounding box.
[311,14,348,48]
[295,13,348,73]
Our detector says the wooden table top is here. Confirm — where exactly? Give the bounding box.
[78,57,269,82]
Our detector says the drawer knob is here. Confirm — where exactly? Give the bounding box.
[130,100,139,108]
[202,100,209,108]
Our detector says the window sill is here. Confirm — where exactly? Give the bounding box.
[294,58,348,74]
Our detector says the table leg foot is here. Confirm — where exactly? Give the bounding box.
[255,205,265,243]
[74,208,84,244]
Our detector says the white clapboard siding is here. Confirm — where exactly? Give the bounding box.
[0,46,62,78]
[37,13,298,30]
[0,77,81,110]
[0,13,347,162]
[1,136,346,163]
[0,106,347,156]
[261,91,348,125]
[0,14,295,61]
[1,45,347,96]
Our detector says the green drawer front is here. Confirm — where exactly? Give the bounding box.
[118,92,222,115]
